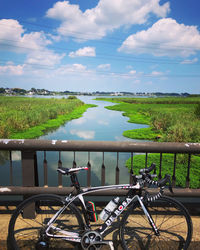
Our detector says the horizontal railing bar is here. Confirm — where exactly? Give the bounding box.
[0,139,200,153]
[1,186,200,197]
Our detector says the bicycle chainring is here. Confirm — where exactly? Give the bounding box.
[81,230,102,250]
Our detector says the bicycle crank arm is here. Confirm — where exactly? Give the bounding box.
[89,240,114,250]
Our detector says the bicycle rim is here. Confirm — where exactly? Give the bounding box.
[8,194,84,250]
[120,196,192,250]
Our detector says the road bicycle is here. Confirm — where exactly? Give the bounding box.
[8,163,192,250]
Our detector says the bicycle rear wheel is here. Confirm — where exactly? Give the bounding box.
[8,194,84,250]
[120,196,192,250]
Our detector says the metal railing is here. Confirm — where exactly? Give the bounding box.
[0,139,200,197]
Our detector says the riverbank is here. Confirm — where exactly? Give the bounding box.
[96,97,200,188]
[0,96,96,139]
[96,96,200,142]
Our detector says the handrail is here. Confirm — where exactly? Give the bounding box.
[0,139,200,198]
[0,139,199,153]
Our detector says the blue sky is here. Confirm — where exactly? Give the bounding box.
[0,0,200,93]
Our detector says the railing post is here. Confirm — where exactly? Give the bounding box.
[43,151,48,187]
[9,151,13,186]
[87,152,91,187]
[21,150,38,218]
[58,151,62,187]
[115,152,119,185]
[101,152,105,186]
[158,153,162,180]
[22,150,38,190]
[172,153,177,187]
[129,152,133,184]
[186,154,191,188]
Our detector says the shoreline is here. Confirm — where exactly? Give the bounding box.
[96,97,200,142]
[96,98,159,141]
[10,104,96,139]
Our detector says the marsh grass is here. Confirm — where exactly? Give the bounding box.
[96,97,200,142]
[96,97,200,188]
[0,96,95,139]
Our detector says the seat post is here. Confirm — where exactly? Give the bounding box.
[70,173,81,193]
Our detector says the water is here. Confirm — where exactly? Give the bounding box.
[40,96,148,141]
[0,96,149,193]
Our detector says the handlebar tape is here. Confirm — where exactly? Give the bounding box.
[139,163,156,174]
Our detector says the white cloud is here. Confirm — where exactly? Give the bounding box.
[119,18,200,57]
[56,63,91,75]
[151,71,164,76]
[0,19,65,68]
[0,19,51,53]
[129,70,136,75]
[0,63,24,75]
[26,50,65,67]
[181,58,198,64]
[69,47,96,57]
[46,0,170,40]
[70,129,95,139]
[97,64,110,70]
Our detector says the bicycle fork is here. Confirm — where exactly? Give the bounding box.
[137,196,160,236]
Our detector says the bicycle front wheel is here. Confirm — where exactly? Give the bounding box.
[120,196,192,250]
[8,194,84,250]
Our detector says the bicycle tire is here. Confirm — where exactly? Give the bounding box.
[120,196,192,250]
[8,194,84,250]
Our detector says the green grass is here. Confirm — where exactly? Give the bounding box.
[96,97,200,142]
[96,96,200,104]
[126,153,200,188]
[123,127,160,140]
[0,96,96,139]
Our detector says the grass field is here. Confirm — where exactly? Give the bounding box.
[96,96,200,142]
[0,96,95,139]
[96,96,200,188]
[126,153,200,188]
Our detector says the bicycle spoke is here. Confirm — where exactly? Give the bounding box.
[121,196,191,250]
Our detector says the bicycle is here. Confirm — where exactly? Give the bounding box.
[8,163,192,250]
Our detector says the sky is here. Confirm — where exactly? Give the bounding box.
[0,0,200,94]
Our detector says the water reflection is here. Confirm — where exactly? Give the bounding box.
[38,96,148,187]
[0,96,148,197]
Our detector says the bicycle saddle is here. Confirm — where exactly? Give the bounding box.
[57,166,88,175]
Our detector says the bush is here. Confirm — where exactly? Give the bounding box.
[67,95,77,99]
[150,112,173,132]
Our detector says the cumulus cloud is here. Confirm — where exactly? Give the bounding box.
[46,0,170,40]
[0,61,24,75]
[0,63,24,75]
[97,64,110,70]
[0,19,65,68]
[118,18,200,57]
[0,19,51,52]
[26,50,65,67]
[56,63,91,75]
[69,47,96,58]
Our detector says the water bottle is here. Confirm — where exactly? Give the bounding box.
[100,197,120,221]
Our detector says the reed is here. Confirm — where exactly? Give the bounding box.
[96,97,200,142]
[0,96,95,138]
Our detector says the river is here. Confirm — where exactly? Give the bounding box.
[0,96,149,193]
